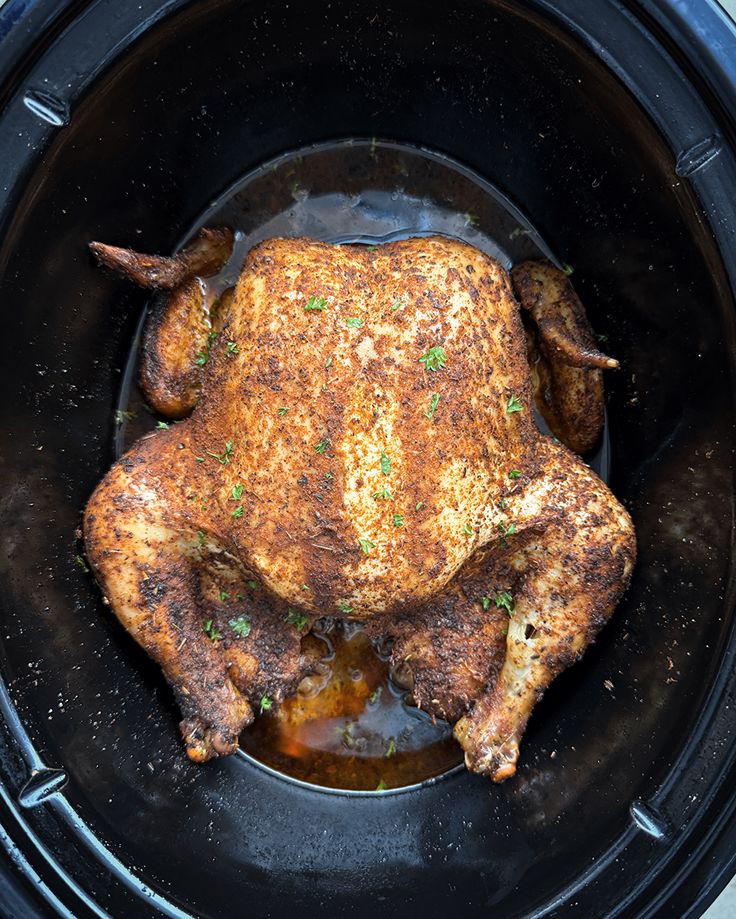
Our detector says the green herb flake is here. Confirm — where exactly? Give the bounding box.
[464,212,479,227]
[276,407,288,417]
[506,395,523,414]
[337,601,354,614]
[346,317,364,328]
[359,537,376,555]
[497,498,508,510]
[197,531,206,548]
[219,590,230,602]
[259,695,272,713]
[481,596,491,611]
[325,356,333,369]
[300,584,310,591]
[368,686,383,705]
[207,440,234,465]
[416,501,424,511]
[391,299,402,311]
[203,619,222,642]
[231,505,244,518]
[156,420,170,430]
[74,554,89,573]
[418,345,447,372]
[304,295,327,312]
[367,245,378,252]
[495,591,514,615]
[372,487,394,501]
[195,353,208,367]
[286,609,309,632]
[314,438,330,455]
[596,333,608,343]
[225,341,239,356]
[497,520,517,544]
[464,523,473,537]
[247,579,258,590]
[385,738,397,758]
[380,452,391,476]
[562,263,574,277]
[229,616,251,638]
[393,514,405,528]
[325,472,334,481]
[230,484,243,500]
[376,778,387,791]
[508,470,522,479]
[424,392,441,420]
[114,409,136,425]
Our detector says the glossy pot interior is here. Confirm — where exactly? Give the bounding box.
[1,0,736,917]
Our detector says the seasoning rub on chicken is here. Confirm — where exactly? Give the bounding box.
[84,232,635,781]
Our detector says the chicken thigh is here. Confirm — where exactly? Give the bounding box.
[84,233,635,780]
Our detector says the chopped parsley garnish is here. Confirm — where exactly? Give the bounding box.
[346,317,364,328]
[481,596,491,611]
[74,554,89,573]
[376,778,387,791]
[325,356,333,369]
[259,695,272,713]
[275,407,288,418]
[367,245,378,252]
[247,579,258,590]
[197,531,206,547]
[497,520,517,543]
[391,300,402,311]
[337,601,353,614]
[418,345,447,371]
[359,538,376,554]
[203,619,222,641]
[304,296,327,311]
[497,498,508,510]
[372,487,394,501]
[231,505,244,518]
[231,484,244,500]
[597,333,608,343]
[325,471,334,481]
[393,514,405,527]
[207,440,234,465]
[194,353,208,367]
[464,212,479,227]
[286,609,309,632]
[301,584,310,591]
[562,263,574,277]
[314,438,330,455]
[225,341,239,356]
[207,331,218,345]
[495,592,514,615]
[368,687,383,705]
[229,616,251,638]
[424,392,440,420]
[156,420,170,429]
[508,470,521,479]
[506,395,523,414]
[463,523,473,536]
[114,409,135,424]
[219,590,230,601]
[385,738,397,758]
[380,452,391,475]
[416,501,424,511]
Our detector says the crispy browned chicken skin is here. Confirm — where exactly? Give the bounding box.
[84,234,635,780]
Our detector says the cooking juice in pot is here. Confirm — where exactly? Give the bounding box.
[114,139,609,790]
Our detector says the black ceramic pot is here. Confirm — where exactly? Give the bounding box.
[2,1,736,916]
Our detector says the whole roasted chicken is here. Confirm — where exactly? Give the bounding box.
[84,231,635,782]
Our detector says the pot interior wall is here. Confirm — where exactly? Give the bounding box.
[0,0,734,916]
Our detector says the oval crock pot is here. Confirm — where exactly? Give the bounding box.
[2,0,736,916]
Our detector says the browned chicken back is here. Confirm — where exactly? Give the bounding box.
[83,233,635,780]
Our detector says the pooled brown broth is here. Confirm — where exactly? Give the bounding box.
[239,621,463,790]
